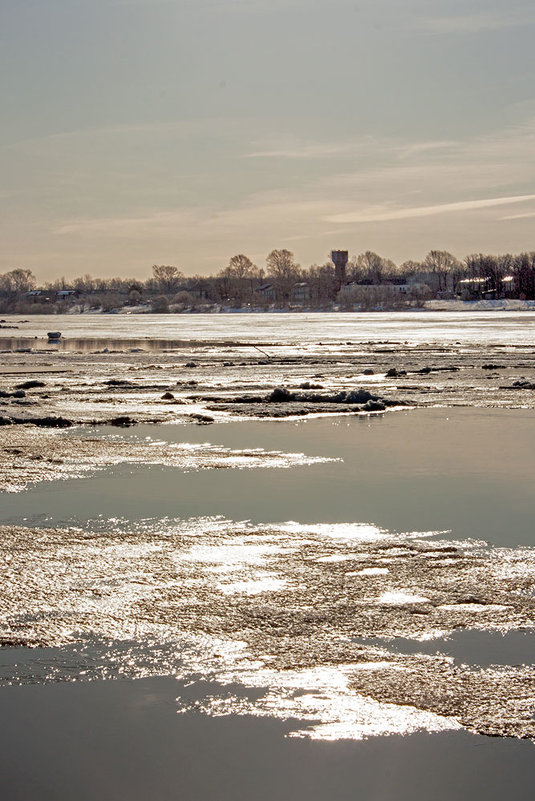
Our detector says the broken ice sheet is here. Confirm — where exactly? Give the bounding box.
[178,664,461,741]
[0,425,336,492]
[2,517,535,740]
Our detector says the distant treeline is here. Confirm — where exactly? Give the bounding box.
[2,248,535,313]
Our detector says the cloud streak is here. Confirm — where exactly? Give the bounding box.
[9,114,535,277]
[500,210,535,221]
[245,142,360,159]
[324,195,535,224]
[418,8,535,34]
[244,136,460,162]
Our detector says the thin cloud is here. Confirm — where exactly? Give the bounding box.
[4,116,258,154]
[313,119,535,198]
[501,210,535,221]
[20,118,535,275]
[245,142,358,159]
[247,138,456,161]
[55,210,201,237]
[54,195,329,239]
[397,141,458,158]
[324,195,535,224]
[418,9,535,34]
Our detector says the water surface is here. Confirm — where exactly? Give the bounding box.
[3,310,535,346]
[3,408,534,547]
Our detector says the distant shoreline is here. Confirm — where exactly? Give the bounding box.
[3,298,535,318]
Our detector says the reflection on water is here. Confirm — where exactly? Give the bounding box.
[2,677,535,801]
[3,408,534,547]
[0,423,335,493]
[2,513,535,740]
[0,336,239,352]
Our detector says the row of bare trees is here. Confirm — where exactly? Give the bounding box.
[212,249,535,304]
[2,249,535,313]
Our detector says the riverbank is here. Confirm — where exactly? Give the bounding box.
[5,298,535,317]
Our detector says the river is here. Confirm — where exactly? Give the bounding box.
[1,313,535,800]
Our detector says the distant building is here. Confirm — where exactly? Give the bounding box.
[456,278,493,300]
[339,282,424,296]
[502,276,517,297]
[290,282,310,303]
[384,283,411,294]
[456,276,519,301]
[24,290,53,303]
[257,283,276,301]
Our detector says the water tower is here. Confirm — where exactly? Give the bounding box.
[331,250,348,288]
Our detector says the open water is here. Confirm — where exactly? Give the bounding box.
[1,313,535,800]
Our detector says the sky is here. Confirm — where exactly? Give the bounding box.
[1,0,535,282]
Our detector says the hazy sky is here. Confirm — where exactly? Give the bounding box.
[2,0,535,281]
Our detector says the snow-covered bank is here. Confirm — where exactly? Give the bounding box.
[426,298,535,311]
[13,298,535,316]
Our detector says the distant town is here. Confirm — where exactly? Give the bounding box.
[1,248,535,314]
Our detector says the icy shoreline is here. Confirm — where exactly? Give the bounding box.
[1,328,535,429]
[4,298,535,317]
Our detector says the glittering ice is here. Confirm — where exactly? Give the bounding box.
[0,426,337,492]
[378,591,431,605]
[2,516,535,741]
[181,664,461,741]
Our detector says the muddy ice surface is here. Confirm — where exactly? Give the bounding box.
[2,517,535,741]
[2,334,535,427]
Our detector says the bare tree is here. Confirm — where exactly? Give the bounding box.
[355,252,388,284]
[73,274,96,293]
[151,265,184,294]
[266,249,301,302]
[151,294,170,313]
[307,263,337,305]
[128,289,142,306]
[399,260,423,281]
[424,250,461,294]
[464,254,505,295]
[172,290,195,310]
[218,254,260,303]
[0,268,36,296]
[512,252,535,299]
[226,254,257,280]
[100,293,122,312]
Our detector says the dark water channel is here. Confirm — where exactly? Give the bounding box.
[3,407,534,548]
[2,677,535,801]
